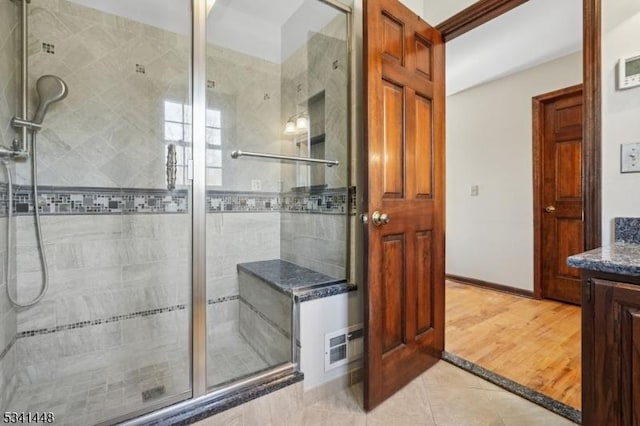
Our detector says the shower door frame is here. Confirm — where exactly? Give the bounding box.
[118,0,355,424]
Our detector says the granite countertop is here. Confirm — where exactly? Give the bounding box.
[237,259,356,301]
[567,242,640,276]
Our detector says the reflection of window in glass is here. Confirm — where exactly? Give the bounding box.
[164,101,222,186]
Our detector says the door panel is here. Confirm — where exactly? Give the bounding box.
[364,0,444,410]
[416,231,434,334]
[556,219,583,279]
[555,141,582,199]
[382,81,405,197]
[414,95,433,197]
[382,235,406,353]
[383,14,404,61]
[534,85,583,305]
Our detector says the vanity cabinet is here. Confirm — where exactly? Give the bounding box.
[582,271,640,426]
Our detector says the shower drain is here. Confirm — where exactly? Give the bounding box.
[142,385,166,402]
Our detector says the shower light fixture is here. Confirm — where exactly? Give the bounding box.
[284,120,297,135]
[283,111,308,135]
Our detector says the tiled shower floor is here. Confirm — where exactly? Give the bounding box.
[7,332,266,426]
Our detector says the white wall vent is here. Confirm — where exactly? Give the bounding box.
[324,324,363,371]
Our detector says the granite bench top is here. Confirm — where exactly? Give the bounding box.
[567,242,640,277]
[237,259,356,302]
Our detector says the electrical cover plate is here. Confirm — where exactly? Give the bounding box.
[621,143,640,173]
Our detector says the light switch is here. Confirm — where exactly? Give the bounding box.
[251,179,262,191]
[621,143,640,173]
[470,185,479,196]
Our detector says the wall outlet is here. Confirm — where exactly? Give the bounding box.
[251,179,262,191]
[470,185,479,196]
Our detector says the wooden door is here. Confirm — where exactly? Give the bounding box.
[363,0,444,410]
[533,85,583,305]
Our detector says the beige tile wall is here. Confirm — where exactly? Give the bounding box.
[0,0,18,412]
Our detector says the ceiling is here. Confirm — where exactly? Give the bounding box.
[67,0,342,64]
[444,0,583,95]
[67,0,581,93]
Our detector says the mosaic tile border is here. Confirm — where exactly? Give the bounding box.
[14,296,240,344]
[442,351,581,424]
[206,186,355,215]
[208,295,239,305]
[12,186,189,215]
[0,186,355,216]
[0,183,8,216]
[17,304,189,338]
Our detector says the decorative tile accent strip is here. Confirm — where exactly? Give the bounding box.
[206,190,280,213]
[615,217,640,244]
[206,186,355,215]
[0,336,16,363]
[16,297,242,339]
[442,352,581,424]
[208,295,239,305]
[17,304,188,338]
[281,186,351,214]
[0,183,8,216]
[4,186,355,216]
[13,186,188,215]
[239,297,291,339]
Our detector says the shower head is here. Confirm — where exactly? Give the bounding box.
[32,75,68,125]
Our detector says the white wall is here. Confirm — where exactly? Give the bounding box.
[601,4,640,243]
[446,52,582,291]
[299,291,362,390]
[399,0,423,18]
[422,0,476,25]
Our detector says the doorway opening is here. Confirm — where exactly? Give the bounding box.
[437,0,599,421]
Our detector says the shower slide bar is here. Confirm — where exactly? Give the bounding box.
[230,150,339,167]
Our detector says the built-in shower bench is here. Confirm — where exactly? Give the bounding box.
[236,260,356,367]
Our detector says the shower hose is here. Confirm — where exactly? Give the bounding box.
[2,132,50,307]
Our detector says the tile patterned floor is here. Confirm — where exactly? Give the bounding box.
[6,332,266,425]
[7,347,190,426]
[198,360,578,426]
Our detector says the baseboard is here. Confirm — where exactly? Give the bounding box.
[446,274,535,298]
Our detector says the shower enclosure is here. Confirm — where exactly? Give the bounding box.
[0,0,351,424]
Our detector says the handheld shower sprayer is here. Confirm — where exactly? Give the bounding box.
[32,75,68,126]
[4,74,68,308]
[10,74,68,134]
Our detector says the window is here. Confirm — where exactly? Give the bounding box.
[164,101,222,186]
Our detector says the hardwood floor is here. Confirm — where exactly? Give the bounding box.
[445,280,581,410]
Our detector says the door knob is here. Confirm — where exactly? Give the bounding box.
[371,211,390,226]
[545,205,556,213]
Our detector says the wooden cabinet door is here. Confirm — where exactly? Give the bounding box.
[363,0,445,410]
[585,279,640,426]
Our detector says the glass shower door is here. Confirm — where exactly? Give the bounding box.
[1,1,194,424]
[204,0,349,389]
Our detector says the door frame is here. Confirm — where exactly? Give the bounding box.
[532,84,584,300]
[437,0,602,254]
